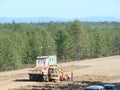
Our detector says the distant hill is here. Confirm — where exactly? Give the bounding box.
[0,16,120,23]
[78,16,120,22]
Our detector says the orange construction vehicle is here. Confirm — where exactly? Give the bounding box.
[59,70,73,81]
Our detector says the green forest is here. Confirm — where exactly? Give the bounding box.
[0,20,120,71]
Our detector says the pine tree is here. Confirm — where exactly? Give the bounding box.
[55,29,69,60]
[69,20,87,60]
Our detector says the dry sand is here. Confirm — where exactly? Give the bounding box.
[0,56,120,90]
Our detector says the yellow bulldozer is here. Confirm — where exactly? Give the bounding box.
[29,55,73,82]
[29,55,60,82]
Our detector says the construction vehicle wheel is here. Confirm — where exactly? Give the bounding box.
[29,75,33,81]
[49,79,52,82]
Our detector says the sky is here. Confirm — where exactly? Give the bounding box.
[0,0,120,18]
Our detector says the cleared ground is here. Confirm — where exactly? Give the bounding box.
[0,56,120,90]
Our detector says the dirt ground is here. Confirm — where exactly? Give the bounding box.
[0,56,120,90]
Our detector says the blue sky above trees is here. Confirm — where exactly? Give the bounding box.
[0,0,120,18]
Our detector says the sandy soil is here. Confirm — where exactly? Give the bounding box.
[0,56,120,90]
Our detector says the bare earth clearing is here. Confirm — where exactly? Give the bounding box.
[0,56,120,90]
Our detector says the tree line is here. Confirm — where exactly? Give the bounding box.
[0,20,120,71]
